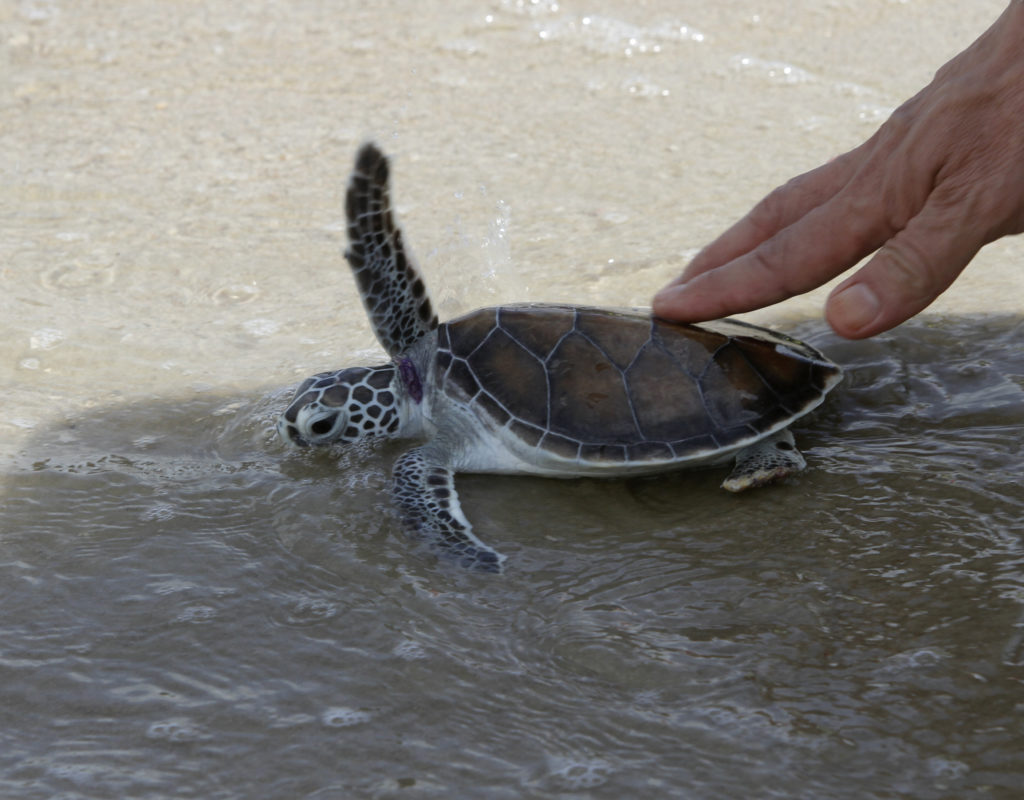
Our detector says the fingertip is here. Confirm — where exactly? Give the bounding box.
[653,276,735,323]
[825,281,885,338]
[651,283,687,318]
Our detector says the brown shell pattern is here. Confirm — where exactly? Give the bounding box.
[433,304,840,464]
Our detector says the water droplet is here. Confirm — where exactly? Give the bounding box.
[40,262,117,291]
[213,283,260,305]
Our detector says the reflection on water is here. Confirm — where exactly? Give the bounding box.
[2,316,1022,798]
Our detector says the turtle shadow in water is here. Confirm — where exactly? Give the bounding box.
[2,383,414,589]
[4,313,1022,577]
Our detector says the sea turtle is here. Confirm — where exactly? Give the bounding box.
[277,143,843,572]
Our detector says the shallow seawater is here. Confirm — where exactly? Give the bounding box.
[2,315,1022,798]
[3,0,1023,796]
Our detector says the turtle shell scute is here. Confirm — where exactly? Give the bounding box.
[434,304,838,464]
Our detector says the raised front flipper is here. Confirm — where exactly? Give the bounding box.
[345,143,439,359]
[392,447,506,573]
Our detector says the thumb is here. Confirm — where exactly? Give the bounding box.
[825,193,985,339]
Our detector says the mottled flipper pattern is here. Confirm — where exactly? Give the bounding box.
[345,143,439,358]
[721,429,807,492]
[393,447,506,573]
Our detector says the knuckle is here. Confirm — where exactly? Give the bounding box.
[841,190,889,249]
[878,240,935,301]
[747,187,789,235]
[745,239,802,300]
[747,243,781,278]
[748,177,808,236]
[885,102,915,133]
[879,93,924,143]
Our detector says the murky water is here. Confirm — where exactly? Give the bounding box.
[2,0,1023,797]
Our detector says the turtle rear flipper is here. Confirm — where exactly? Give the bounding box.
[393,447,506,573]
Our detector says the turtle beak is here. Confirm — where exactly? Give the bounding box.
[277,418,309,448]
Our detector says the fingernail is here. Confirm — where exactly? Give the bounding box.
[829,283,881,334]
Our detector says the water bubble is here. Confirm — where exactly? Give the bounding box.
[33,323,84,349]
[19,0,59,23]
[46,763,104,785]
[730,54,813,84]
[924,757,969,780]
[321,706,373,727]
[243,318,280,337]
[141,502,176,521]
[392,639,428,660]
[213,283,260,305]
[443,38,483,56]
[211,401,245,417]
[877,647,946,674]
[857,103,893,123]
[175,605,216,623]
[146,718,209,743]
[40,261,117,290]
[535,14,704,56]
[286,595,339,625]
[547,756,613,790]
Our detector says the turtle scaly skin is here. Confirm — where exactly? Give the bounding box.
[280,365,406,445]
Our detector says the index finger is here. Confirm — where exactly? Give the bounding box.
[653,178,892,322]
[670,147,863,288]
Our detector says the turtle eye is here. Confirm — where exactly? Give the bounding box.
[310,414,337,436]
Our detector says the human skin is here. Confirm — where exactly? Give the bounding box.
[652,0,1024,339]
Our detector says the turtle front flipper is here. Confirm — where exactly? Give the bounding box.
[392,447,506,573]
[345,143,439,359]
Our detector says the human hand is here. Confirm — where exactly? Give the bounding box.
[652,1,1024,339]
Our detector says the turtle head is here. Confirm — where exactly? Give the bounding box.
[277,364,403,447]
